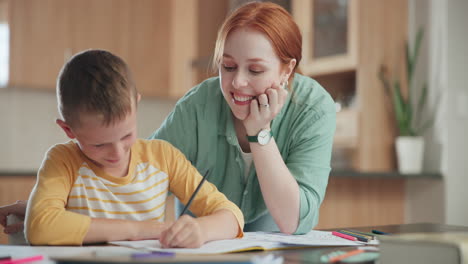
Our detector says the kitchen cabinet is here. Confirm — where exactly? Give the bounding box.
[292,0,358,77]
[316,177,405,229]
[8,0,222,98]
[0,175,36,244]
[293,0,408,171]
[9,0,70,89]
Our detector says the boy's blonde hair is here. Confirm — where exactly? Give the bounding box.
[57,50,138,127]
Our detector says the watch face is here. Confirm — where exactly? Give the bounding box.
[258,129,271,145]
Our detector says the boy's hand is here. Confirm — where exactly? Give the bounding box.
[159,215,205,248]
[0,200,27,234]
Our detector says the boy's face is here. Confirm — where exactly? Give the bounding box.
[57,106,138,175]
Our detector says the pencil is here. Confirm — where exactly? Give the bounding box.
[179,170,210,217]
[340,230,373,240]
[338,230,370,242]
[345,229,376,240]
[331,231,357,241]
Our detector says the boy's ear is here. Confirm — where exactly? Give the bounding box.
[137,93,141,103]
[56,119,76,139]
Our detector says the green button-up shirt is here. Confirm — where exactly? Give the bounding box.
[149,73,336,234]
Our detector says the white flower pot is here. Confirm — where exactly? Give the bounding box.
[396,136,425,174]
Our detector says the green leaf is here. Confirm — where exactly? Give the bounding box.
[392,80,410,134]
[406,42,413,85]
[413,28,424,73]
[378,27,431,137]
[416,82,428,127]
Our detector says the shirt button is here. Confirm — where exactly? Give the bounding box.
[243,190,248,195]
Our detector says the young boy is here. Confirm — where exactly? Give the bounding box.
[24,50,244,247]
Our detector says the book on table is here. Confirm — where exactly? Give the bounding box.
[110,230,376,254]
[379,232,468,264]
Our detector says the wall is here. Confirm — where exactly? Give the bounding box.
[406,0,468,226]
[445,0,468,225]
[0,88,176,171]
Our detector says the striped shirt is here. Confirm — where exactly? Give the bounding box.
[67,162,169,221]
[26,139,244,245]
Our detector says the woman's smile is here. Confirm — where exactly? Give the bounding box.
[231,92,256,105]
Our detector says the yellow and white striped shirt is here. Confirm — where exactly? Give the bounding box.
[26,139,244,245]
[67,162,169,221]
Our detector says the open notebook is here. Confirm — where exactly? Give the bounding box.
[111,230,376,254]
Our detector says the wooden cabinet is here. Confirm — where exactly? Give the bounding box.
[292,0,408,171]
[0,175,36,244]
[292,0,358,77]
[316,177,405,229]
[9,0,70,89]
[7,0,221,98]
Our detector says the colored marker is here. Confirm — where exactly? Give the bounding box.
[338,230,370,242]
[345,229,377,240]
[131,252,175,259]
[332,231,357,241]
[372,229,391,235]
[340,229,374,240]
[0,255,44,264]
[328,249,365,263]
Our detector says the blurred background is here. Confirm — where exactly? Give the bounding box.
[0,0,467,243]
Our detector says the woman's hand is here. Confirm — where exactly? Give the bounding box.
[243,82,288,136]
[0,200,27,234]
[159,215,205,248]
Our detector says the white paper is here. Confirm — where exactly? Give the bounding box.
[0,245,140,264]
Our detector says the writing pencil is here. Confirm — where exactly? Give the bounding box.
[345,229,376,240]
[338,230,370,242]
[340,229,373,240]
[179,170,210,217]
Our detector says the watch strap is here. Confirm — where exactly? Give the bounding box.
[246,130,273,143]
[247,135,258,142]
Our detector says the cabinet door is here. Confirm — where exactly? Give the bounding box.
[8,0,198,98]
[68,0,131,62]
[292,0,358,76]
[0,176,36,244]
[126,0,172,97]
[9,0,70,89]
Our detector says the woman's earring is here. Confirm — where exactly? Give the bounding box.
[281,80,289,89]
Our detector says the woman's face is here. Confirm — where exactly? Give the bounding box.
[219,28,286,121]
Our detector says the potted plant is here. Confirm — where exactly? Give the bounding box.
[379,28,435,174]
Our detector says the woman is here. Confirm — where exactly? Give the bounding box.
[150,2,335,234]
[1,2,335,236]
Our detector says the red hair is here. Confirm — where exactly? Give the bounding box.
[213,2,302,82]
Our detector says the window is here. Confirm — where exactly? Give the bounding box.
[0,23,8,87]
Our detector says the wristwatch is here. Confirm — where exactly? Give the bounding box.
[247,129,273,145]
